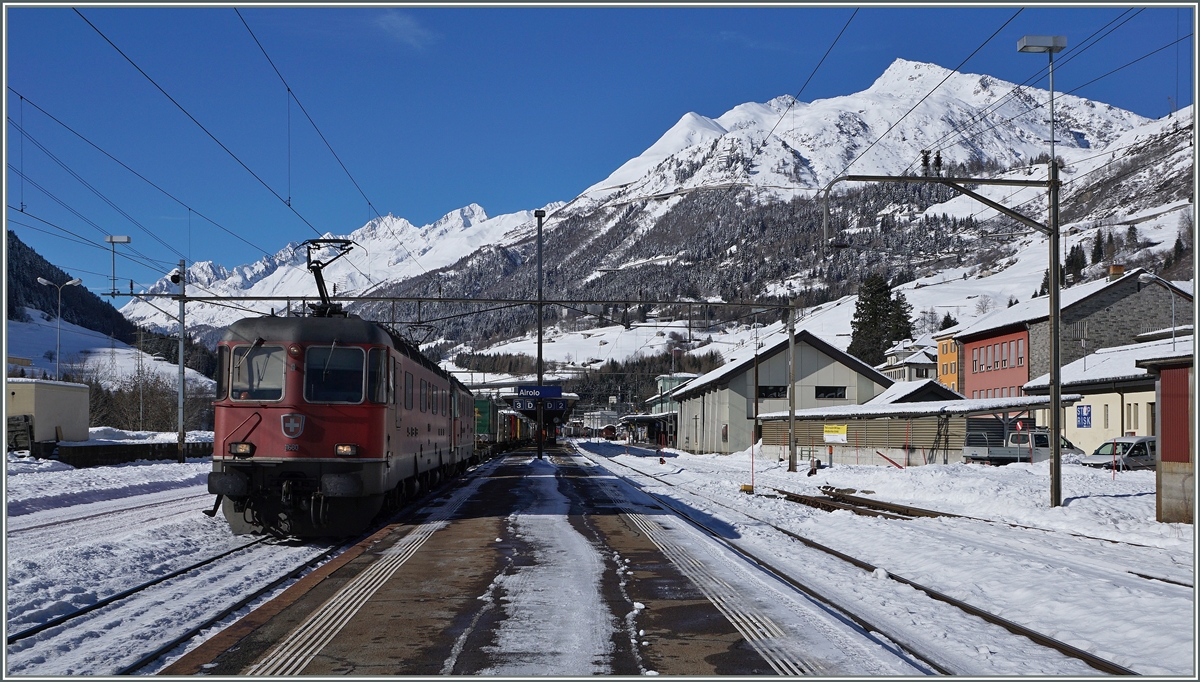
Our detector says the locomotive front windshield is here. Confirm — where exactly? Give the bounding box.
[230,344,286,401]
[305,346,365,403]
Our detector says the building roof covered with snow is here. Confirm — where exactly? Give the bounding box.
[1023,335,1194,392]
[865,379,964,405]
[954,268,1164,341]
[671,328,891,401]
[758,394,1084,422]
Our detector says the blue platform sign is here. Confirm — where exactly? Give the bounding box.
[1076,404,1092,428]
[516,386,562,398]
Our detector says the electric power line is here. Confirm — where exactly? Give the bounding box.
[833,8,1023,180]
[9,117,188,262]
[73,8,325,239]
[916,8,1144,167]
[234,9,420,278]
[7,87,273,258]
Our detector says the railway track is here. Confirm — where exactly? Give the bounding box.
[778,486,1193,590]
[6,492,211,536]
[576,444,1139,676]
[5,462,491,676]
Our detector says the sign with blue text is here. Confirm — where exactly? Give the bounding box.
[516,386,562,398]
[1076,404,1092,428]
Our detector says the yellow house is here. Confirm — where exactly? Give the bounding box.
[933,324,964,394]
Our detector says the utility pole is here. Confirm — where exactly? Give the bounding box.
[535,209,546,460]
[175,260,186,463]
[137,328,144,430]
[788,302,797,472]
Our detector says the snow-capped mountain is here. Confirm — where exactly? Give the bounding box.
[577,59,1148,208]
[121,58,1188,356]
[121,202,564,343]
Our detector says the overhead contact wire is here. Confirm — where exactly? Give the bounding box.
[73,8,324,238]
[833,8,1023,179]
[7,87,273,258]
[234,8,417,278]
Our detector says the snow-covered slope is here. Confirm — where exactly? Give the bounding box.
[117,59,1185,361]
[582,58,1148,208]
[6,308,213,391]
[121,203,563,339]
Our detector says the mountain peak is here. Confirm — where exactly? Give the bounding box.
[871,58,954,90]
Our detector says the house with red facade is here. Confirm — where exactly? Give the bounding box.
[1137,347,1193,524]
[953,266,1192,403]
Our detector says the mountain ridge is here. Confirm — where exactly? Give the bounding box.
[117,58,1187,358]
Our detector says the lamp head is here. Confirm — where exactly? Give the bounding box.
[36,277,52,286]
[1137,273,1157,284]
[1018,35,1066,53]
[66,278,82,287]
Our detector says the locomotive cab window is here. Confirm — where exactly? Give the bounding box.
[405,372,414,409]
[215,346,230,400]
[367,348,389,404]
[230,343,286,401]
[305,346,365,403]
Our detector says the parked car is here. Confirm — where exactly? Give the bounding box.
[963,429,1084,465]
[1080,436,1157,470]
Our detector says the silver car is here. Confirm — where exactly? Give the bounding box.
[1081,436,1157,470]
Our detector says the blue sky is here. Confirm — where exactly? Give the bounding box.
[4,4,1194,295]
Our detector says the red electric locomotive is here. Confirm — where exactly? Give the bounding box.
[205,240,475,537]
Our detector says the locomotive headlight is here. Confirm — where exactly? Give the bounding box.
[334,443,358,457]
[229,442,255,457]
[288,344,302,358]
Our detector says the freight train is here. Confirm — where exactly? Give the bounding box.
[205,240,477,537]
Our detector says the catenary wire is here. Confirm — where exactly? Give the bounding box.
[819,33,1194,244]
[926,31,1190,168]
[832,8,1023,180]
[233,9,429,278]
[916,9,1144,165]
[6,169,176,269]
[7,87,273,258]
[73,8,326,240]
[753,8,858,160]
[9,118,188,261]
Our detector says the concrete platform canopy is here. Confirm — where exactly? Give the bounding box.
[758,395,1084,468]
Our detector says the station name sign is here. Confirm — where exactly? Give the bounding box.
[516,386,562,398]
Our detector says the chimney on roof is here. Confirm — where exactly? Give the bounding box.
[1108,263,1125,281]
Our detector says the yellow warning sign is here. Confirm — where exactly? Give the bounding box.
[823,424,848,444]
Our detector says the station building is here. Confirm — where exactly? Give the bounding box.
[671,330,892,455]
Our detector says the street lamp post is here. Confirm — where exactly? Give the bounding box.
[36,276,82,381]
[1019,34,1067,507]
[1138,273,1184,351]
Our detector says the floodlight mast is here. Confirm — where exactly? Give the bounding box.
[1019,34,1066,508]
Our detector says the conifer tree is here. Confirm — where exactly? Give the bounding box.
[848,274,914,366]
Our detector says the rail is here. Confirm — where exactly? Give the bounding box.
[576,443,1139,676]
